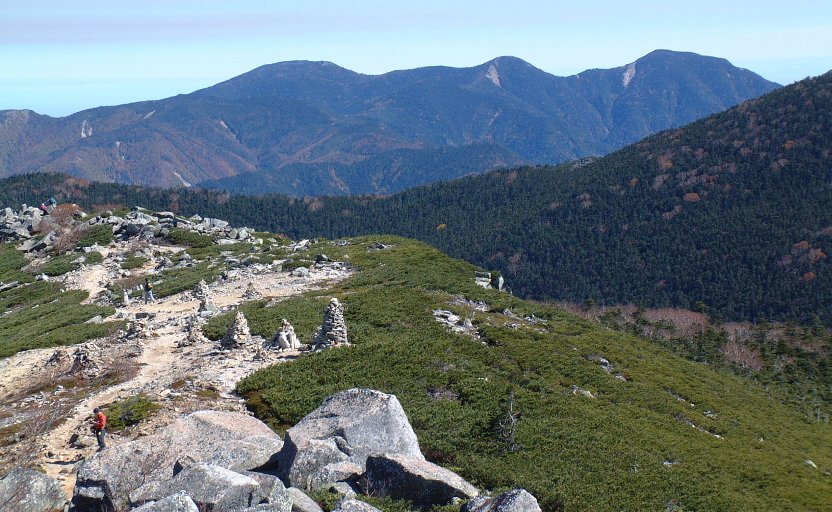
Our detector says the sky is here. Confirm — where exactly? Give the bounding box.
[3,0,831,117]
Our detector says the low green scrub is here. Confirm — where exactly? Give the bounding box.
[120,254,148,270]
[0,244,33,284]
[103,394,160,431]
[185,241,255,261]
[307,490,439,512]
[152,261,223,298]
[204,296,327,341]
[37,253,81,276]
[76,224,114,248]
[165,228,214,248]
[237,237,831,512]
[0,282,120,358]
[84,251,103,265]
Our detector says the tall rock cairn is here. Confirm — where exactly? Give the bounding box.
[313,298,349,351]
[195,279,219,315]
[180,319,209,347]
[194,279,212,302]
[222,311,251,349]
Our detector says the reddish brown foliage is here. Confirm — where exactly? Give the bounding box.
[657,152,674,170]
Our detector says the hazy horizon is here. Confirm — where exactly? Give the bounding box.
[3,0,830,116]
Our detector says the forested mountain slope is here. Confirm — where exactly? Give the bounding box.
[0,51,777,195]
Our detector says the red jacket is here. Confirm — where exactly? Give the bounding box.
[94,411,107,430]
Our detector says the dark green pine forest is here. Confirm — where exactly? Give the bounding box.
[1,71,831,326]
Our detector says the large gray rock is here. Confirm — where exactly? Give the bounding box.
[362,454,478,508]
[276,389,422,489]
[242,505,293,512]
[332,498,381,512]
[285,488,323,512]
[241,472,291,512]
[132,493,199,512]
[129,463,264,511]
[462,489,542,512]
[0,467,67,512]
[73,411,282,511]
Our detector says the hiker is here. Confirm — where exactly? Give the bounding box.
[92,407,107,451]
[144,277,155,304]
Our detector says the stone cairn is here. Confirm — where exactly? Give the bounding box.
[243,281,263,300]
[313,298,349,351]
[222,311,251,349]
[122,318,150,343]
[70,344,103,379]
[194,280,219,315]
[271,318,301,351]
[194,279,211,301]
[179,319,209,347]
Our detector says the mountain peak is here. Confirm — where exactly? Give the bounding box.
[0,51,780,193]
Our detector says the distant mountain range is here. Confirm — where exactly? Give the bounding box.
[4,70,827,324]
[0,50,778,195]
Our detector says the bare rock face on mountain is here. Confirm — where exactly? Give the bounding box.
[462,489,542,512]
[275,388,422,489]
[0,467,67,512]
[362,453,479,508]
[72,411,282,511]
[222,311,252,349]
[313,298,348,351]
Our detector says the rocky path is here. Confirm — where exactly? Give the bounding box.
[0,242,351,497]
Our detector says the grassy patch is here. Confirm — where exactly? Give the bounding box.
[103,394,160,432]
[0,244,33,284]
[185,242,255,261]
[204,296,325,342]
[165,228,214,248]
[0,282,120,358]
[76,224,114,248]
[36,253,82,276]
[120,254,148,270]
[152,261,223,298]
[84,251,104,265]
[306,490,434,512]
[237,237,832,512]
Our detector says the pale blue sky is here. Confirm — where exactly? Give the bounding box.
[3,0,831,116]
